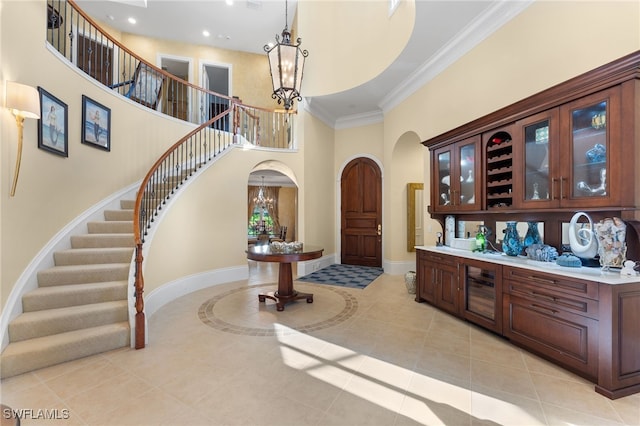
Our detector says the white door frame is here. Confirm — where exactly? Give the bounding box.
[157,53,194,120]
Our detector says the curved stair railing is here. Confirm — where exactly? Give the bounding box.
[46,0,297,348]
[47,0,296,149]
[132,111,235,348]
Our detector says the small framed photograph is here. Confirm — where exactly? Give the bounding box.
[38,87,68,157]
[81,95,111,151]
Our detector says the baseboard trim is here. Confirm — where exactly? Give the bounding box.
[144,265,249,320]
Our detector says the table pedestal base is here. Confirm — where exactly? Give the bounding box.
[258,290,314,311]
[246,251,322,312]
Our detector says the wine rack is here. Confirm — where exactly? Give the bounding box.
[486,131,513,209]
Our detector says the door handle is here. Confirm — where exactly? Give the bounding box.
[377,224,382,236]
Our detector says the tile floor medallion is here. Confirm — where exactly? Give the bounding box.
[198,282,358,336]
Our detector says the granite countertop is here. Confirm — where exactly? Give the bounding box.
[416,245,640,285]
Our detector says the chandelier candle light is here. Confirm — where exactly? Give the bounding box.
[264,0,308,110]
[254,176,274,209]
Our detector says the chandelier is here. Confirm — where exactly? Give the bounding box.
[254,176,274,208]
[264,0,308,110]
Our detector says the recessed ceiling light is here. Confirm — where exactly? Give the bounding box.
[203,30,210,37]
[225,0,233,5]
[128,17,137,24]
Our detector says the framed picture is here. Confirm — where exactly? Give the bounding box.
[37,87,68,157]
[81,95,111,151]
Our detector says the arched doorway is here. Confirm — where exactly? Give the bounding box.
[341,157,382,267]
[248,163,298,245]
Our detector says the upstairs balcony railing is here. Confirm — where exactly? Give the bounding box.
[46,0,296,150]
[46,0,297,348]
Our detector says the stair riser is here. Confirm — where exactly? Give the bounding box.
[88,221,133,234]
[0,324,130,379]
[71,234,134,248]
[54,248,133,266]
[120,200,135,210]
[9,302,128,342]
[37,265,130,287]
[22,282,128,312]
[2,199,136,378]
[104,210,133,221]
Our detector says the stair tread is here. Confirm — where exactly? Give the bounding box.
[23,281,128,312]
[56,247,133,254]
[41,262,130,272]
[1,323,130,378]
[2,323,129,353]
[73,233,134,237]
[12,301,127,324]
[5,196,136,378]
[87,221,133,226]
[26,280,128,296]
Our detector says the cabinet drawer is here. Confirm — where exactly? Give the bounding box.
[504,266,598,300]
[504,294,599,379]
[506,280,598,319]
[419,251,457,268]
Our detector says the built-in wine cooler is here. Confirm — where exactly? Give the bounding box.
[461,259,502,333]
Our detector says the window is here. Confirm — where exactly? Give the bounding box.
[248,206,274,236]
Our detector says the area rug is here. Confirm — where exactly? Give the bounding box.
[297,264,384,289]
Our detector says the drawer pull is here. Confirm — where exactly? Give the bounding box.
[528,275,557,285]
[531,303,558,315]
[530,291,557,302]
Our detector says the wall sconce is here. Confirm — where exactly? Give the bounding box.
[5,81,40,197]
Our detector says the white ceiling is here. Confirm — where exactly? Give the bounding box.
[74,0,532,183]
[75,0,532,127]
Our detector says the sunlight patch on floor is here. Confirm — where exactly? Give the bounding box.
[274,323,544,425]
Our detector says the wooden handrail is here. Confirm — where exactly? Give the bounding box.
[50,0,298,349]
[132,111,233,348]
[66,0,234,105]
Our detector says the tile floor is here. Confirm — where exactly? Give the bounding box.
[1,262,639,426]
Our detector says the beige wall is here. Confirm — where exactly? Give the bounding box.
[0,1,195,310]
[388,131,424,262]
[143,147,308,294]
[2,0,639,315]
[381,0,639,250]
[299,0,415,96]
[120,34,275,109]
[300,112,336,254]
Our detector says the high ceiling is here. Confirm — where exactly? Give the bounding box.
[75,0,532,128]
[74,0,532,184]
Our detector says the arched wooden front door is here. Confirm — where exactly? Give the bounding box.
[341,158,382,267]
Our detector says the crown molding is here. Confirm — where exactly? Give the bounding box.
[305,0,533,130]
[334,110,384,130]
[379,0,534,114]
[303,97,337,128]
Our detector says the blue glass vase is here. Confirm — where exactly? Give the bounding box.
[502,221,522,256]
[523,221,542,248]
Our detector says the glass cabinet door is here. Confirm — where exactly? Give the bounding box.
[561,87,620,207]
[571,101,608,199]
[458,142,476,206]
[432,136,480,212]
[436,150,451,207]
[516,109,559,208]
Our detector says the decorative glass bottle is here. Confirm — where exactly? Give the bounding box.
[523,221,543,249]
[502,221,522,256]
